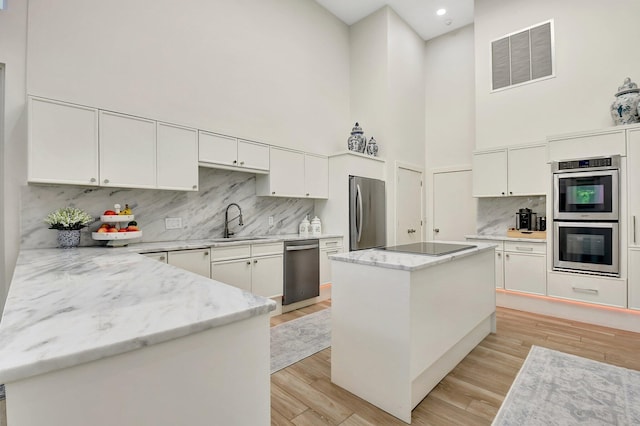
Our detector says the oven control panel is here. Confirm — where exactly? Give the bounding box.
[553,155,620,172]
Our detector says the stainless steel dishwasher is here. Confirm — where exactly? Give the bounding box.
[283,239,320,305]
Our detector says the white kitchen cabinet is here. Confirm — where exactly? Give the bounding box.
[319,238,343,286]
[156,122,198,191]
[547,271,627,308]
[465,238,504,289]
[472,144,547,197]
[256,147,329,199]
[503,242,546,295]
[548,129,626,161]
[167,248,211,278]
[628,129,640,248]
[28,97,99,186]
[210,258,252,292]
[99,111,156,188]
[142,252,168,263]
[629,249,640,310]
[198,131,269,172]
[304,154,329,198]
[210,242,284,298]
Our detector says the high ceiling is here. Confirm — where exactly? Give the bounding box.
[314,0,474,41]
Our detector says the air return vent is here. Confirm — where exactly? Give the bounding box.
[491,20,554,91]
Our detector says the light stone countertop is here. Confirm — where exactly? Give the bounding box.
[465,234,547,243]
[0,233,344,383]
[329,242,497,272]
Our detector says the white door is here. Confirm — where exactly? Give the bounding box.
[237,139,269,171]
[268,147,305,197]
[167,249,211,278]
[157,122,198,191]
[433,169,476,241]
[211,258,252,292]
[198,131,237,166]
[472,150,507,197]
[396,166,423,245]
[251,255,283,298]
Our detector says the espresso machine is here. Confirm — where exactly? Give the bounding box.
[516,208,537,231]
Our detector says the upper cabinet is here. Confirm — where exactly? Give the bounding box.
[157,122,199,191]
[99,111,157,189]
[256,147,328,199]
[472,143,547,197]
[548,129,626,161]
[198,131,269,173]
[28,97,99,186]
[28,96,199,191]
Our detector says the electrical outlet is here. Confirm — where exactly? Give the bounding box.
[268,216,274,226]
[165,217,182,230]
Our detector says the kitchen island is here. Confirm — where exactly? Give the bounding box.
[329,242,496,424]
[0,248,276,426]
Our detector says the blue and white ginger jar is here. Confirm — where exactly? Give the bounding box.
[610,77,640,125]
[347,122,366,153]
[366,137,378,156]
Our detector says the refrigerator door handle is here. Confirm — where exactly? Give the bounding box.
[357,184,363,243]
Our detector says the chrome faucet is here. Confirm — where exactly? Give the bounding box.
[223,203,244,238]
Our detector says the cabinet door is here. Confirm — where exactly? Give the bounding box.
[265,147,305,196]
[320,248,341,285]
[495,250,504,289]
[628,130,640,248]
[167,249,211,278]
[28,97,99,186]
[304,154,329,198]
[238,139,269,171]
[251,255,283,298]
[157,122,198,191]
[629,249,640,310]
[198,131,237,166]
[472,150,507,197]
[211,258,252,292]
[99,111,156,188]
[142,252,168,263]
[507,144,548,196]
[504,252,546,295]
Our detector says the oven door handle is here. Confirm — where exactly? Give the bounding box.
[572,286,599,295]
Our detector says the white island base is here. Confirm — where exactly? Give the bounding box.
[5,315,270,426]
[330,247,496,424]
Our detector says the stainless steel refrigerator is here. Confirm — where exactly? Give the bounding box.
[349,175,386,251]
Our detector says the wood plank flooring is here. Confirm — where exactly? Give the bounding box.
[271,302,640,425]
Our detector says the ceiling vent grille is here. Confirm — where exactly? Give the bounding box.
[491,20,554,91]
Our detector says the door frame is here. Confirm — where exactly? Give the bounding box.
[395,161,424,244]
[428,165,473,240]
[0,64,5,303]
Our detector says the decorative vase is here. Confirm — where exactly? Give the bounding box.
[610,77,640,125]
[347,122,366,153]
[57,229,81,248]
[366,137,378,156]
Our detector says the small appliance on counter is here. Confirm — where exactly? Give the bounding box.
[516,208,537,231]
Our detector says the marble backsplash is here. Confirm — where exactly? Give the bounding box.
[476,196,547,236]
[21,167,315,249]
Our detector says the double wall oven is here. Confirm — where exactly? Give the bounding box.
[552,156,620,276]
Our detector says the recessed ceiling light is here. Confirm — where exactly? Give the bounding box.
[436,8,447,16]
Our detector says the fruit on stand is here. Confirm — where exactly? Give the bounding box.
[127,225,139,232]
[103,210,117,216]
[119,204,132,215]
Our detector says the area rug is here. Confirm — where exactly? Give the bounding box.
[270,308,331,374]
[493,345,640,425]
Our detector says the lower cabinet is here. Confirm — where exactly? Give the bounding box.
[319,237,344,285]
[495,248,505,289]
[142,252,168,263]
[627,248,640,310]
[210,242,284,298]
[167,248,211,278]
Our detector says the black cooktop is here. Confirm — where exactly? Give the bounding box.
[378,242,476,256]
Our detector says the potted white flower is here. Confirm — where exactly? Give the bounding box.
[44,207,94,248]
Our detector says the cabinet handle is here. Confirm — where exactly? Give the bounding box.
[240,161,245,166]
[254,259,258,264]
[325,241,338,246]
[233,160,237,164]
[204,252,208,256]
[272,191,276,195]
[501,192,505,195]
[509,191,513,195]
[497,252,501,257]
[505,254,510,259]
[246,261,251,265]
[104,179,110,184]
[192,185,197,190]
[572,286,598,294]
[634,216,637,244]
[306,193,310,196]
[434,228,440,233]
[159,256,166,261]
[90,177,96,183]
[326,250,339,255]
[515,246,534,252]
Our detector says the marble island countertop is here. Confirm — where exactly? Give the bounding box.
[329,242,496,272]
[0,247,277,384]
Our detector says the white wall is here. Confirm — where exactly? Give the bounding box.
[27,0,350,155]
[475,0,640,149]
[349,7,426,245]
[424,25,475,170]
[0,2,28,310]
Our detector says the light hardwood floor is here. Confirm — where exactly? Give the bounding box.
[270,301,640,425]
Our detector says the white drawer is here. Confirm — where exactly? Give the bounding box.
[320,238,343,250]
[251,242,283,257]
[504,241,546,254]
[211,244,251,261]
[547,272,627,308]
[466,238,504,251]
